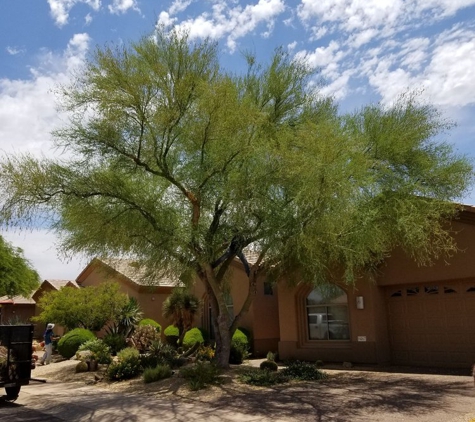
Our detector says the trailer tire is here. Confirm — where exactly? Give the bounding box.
[5,386,21,401]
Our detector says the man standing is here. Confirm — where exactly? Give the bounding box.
[38,323,58,365]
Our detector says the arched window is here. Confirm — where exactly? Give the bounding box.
[306,285,350,340]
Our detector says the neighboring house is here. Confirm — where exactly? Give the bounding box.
[0,279,79,337]
[75,256,280,356]
[0,295,35,325]
[32,279,79,337]
[277,205,475,369]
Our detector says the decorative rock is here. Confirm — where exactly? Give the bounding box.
[75,350,93,361]
[75,361,89,373]
[342,361,353,368]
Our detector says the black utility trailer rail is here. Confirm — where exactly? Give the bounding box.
[0,324,34,401]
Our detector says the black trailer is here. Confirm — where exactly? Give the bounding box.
[0,324,34,401]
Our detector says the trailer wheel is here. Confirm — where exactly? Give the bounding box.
[5,386,21,401]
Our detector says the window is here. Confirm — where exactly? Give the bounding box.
[444,287,456,294]
[406,287,419,296]
[306,285,349,340]
[424,286,439,295]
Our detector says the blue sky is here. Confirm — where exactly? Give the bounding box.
[1,0,475,280]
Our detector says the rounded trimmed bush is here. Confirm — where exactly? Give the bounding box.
[164,325,179,336]
[138,318,161,333]
[58,328,95,359]
[260,360,278,371]
[232,328,249,346]
[183,327,205,349]
[229,328,250,365]
[164,325,179,347]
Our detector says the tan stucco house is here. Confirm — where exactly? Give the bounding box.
[76,256,280,356]
[277,206,475,369]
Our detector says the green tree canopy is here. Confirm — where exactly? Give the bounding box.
[0,235,40,297]
[0,29,472,366]
[33,282,128,331]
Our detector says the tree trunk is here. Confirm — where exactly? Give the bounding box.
[214,310,232,368]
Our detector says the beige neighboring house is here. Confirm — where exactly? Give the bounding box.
[0,295,36,325]
[32,279,79,337]
[75,256,280,356]
[0,279,79,338]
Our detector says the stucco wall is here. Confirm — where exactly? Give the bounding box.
[379,220,475,286]
[277,279,388,364]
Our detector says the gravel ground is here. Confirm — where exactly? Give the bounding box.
[27,352,475,422]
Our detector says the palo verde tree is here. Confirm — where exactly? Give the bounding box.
[0,235,40,297]
[0,29,472,367]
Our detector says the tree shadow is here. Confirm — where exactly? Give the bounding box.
[170,370,474,421]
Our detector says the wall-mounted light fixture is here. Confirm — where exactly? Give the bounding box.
[356,296,364,309]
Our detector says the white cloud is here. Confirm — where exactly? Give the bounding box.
[0,34,90,156]
[47,0,101,27]
[163,0,285,52]
[6,46,25,56]
[157,11,177,27]
[108,0,140,15]
[320,70,353,100]
[296,40,346,70]
[169,0,193,15]
[365,28,475,108]
[85,13,93,25]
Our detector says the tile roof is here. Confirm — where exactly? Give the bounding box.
[44,279,79,289]
[0,295,35,305]
[99,258,178,288]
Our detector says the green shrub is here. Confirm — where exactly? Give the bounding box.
[102,333,127,355]
[57,328,95,359]
[143,364,172,383]
[138,318,161,333]
[266,351,276,362]
[117,347,140,361]
[107,347,141,381]
[238,367,288,386]
[229,328,249,364]
[183,327,205,349]
[260,360,278,371]
[77,339,112,364]
[281,360,328,381]
[140,340,181,369]
[130,325,161,352]
[164,325,179,347]
[180,362,221,391]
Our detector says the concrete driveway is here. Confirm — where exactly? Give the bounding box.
[0,369,474,421]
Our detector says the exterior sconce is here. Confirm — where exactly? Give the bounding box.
[356,296,364,309]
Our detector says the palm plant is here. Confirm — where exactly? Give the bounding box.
[163,288,200,346]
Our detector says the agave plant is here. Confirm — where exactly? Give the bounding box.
[107,296,143,338]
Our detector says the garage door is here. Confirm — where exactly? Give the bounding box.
[386,281,475,368]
